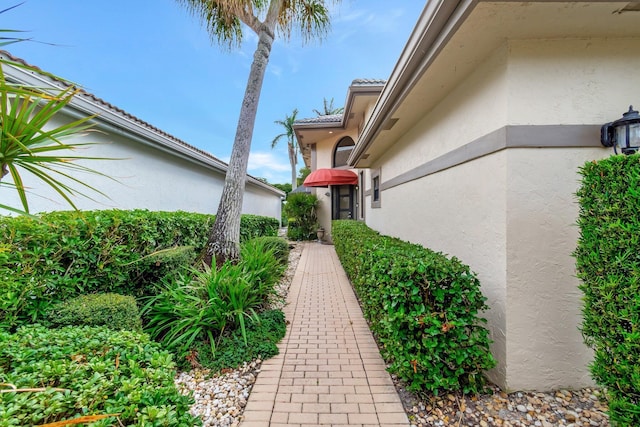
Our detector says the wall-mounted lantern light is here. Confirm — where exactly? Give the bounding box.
[601,105,640,155]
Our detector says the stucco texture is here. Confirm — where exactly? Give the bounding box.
[2,111,282,220]
[356,34,640,391]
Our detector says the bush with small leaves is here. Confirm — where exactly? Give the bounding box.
[0,325,200,426]
[0,209,279,331]
[575,154,640,426]
[284,193,318,240]
[332,220,495,395]
[46,293,143,331]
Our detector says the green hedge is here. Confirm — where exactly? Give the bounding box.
[0,325,199,426]
[575,154,640,426]
[332,220,495,394]
[284,193,318,240]
[46,293,143,331]
[0,209,278,331]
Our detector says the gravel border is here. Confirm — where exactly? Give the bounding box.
[174,241,304,427]
[175,241,610,427]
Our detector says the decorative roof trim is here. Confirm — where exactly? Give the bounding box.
[293,78,386,130]
[349,0,472,165]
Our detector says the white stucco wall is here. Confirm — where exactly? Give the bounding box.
[1,110,283,220]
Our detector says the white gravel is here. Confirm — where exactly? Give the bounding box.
[174,242,303,426]
[174,241,611,427]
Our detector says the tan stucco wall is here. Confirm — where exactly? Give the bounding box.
[309,130,359,241]
[359,36,639,391]
[379,45,509,179]
[507,38,640,126]
[504,148,609,391]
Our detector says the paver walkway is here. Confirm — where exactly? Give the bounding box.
[241,242,410,427]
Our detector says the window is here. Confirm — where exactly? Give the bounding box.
[333,137,355,168]
[371,169,381,208]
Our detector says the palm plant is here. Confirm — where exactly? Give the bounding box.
[0,4,31,48]
[271,108,299,189]
[313,97,343,116]
[0,65,113,215]
[177,0,338,267]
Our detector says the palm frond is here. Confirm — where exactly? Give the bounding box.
[0,63,119,214]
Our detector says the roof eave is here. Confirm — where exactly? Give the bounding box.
[294,80,386,150]
[1,52,285,197]
[348,0,473,166]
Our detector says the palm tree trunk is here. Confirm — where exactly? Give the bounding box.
[289,144,298,190]
[203,24,275,268]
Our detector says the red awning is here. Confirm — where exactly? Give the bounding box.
[303,168,358,187]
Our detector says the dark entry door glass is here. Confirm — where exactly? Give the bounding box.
[332,185,355,220]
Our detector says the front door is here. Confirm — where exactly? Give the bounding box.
[332,185,355,220]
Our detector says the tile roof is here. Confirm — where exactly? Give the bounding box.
[295,114,343,125]
[294,79,386,126]
[351,78,386,86]
[0,50,226,167]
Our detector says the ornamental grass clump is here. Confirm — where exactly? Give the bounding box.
[332,220,495,394]
[142,237,286,367]
[575,154,640,426]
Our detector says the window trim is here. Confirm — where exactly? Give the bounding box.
[333,136,355,168]
[371,168,381,209]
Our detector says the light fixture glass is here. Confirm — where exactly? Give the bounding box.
[601,105,640,155]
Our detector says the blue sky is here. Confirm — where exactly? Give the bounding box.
[5,0,425,184]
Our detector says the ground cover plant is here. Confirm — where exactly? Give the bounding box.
[0,325,200,426]
[193,309,286,371]
[0,209,278,331]
[332,220,495,395]
[575,154,640,426]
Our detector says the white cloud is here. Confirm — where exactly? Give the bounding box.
[248,151,291,172]
[269,63,283,77]
[219,151,292,184]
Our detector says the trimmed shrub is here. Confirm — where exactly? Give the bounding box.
[284,193,318,240]
[0,325,199,426]
[0,209,279,330]
[332,220,495,394]
[575,154,640,426]
[46,293,143,331]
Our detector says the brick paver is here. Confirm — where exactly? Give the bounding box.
[241,242,409,427]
